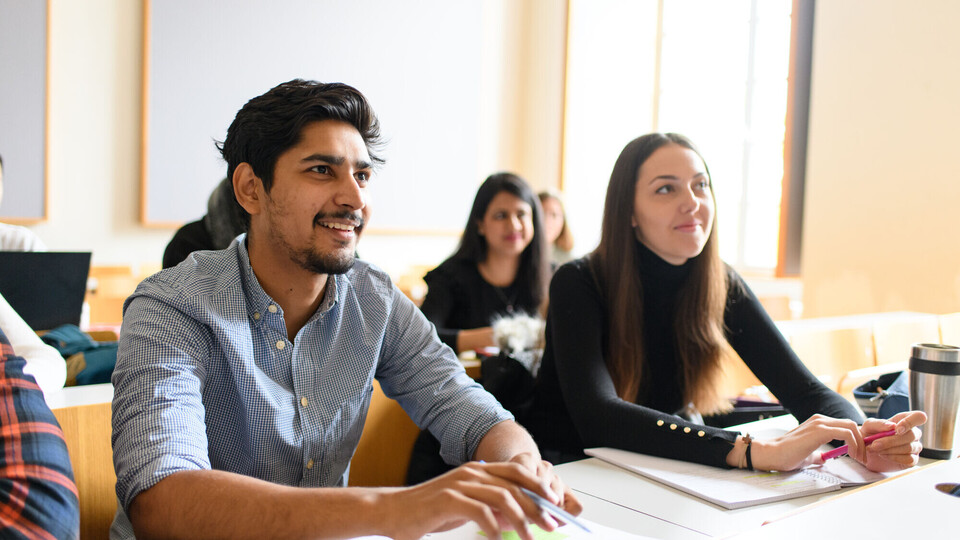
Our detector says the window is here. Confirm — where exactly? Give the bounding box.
[562,0,795,274]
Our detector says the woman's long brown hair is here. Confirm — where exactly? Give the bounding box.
[589,133,731,413]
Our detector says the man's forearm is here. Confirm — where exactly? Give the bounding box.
[130,469,393,540]
[472,420,542,463]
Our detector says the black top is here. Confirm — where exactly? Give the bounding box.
[420,258,538,351]
[162,219,214,269]
[529,244,862,468]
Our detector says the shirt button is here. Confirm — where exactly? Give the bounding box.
[656,420,664,427]
[698,430,706,437]
[684,427,691,434]
[268,304,278,313]
[669,424,677,430]
[276,341,285,350]
[253,312,261,320]
[300,396,308,407]
[306,459,314,470]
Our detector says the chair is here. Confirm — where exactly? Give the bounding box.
[787,326,875,391]
[51,400,116,540]
[85,266,141,325]
[871,315,940,366]
[348,380,421,487]
[938,312,960,345]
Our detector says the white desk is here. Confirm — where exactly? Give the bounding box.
[728,458,959,538]
[44,381,113,410]
[550,415,937,539]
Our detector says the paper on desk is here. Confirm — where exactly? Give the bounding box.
[586,447,848,509]
[347,516,655,539]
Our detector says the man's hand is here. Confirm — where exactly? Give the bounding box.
[507,452,582,517]
[383,460,580,540]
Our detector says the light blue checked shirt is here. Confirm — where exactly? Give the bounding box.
[110,236,511,538]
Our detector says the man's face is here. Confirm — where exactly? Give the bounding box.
[253,120,372,275]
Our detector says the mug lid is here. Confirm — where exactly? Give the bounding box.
[912,343,960,362]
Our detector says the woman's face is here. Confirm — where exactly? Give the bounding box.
[632,144,714,265]
[478,191,535,259]
[540,196,565,244]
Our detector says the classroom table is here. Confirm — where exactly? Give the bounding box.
[541,414,939,539]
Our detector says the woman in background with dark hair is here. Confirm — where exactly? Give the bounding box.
[529,133,925,473]
[419,172,550,354]
[408,172,550,485]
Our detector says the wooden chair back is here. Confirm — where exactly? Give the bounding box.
[788,326,875,391]
[939,312,960,345]
[871,315,940,366]
[348,380,420,487]
[52,401,116,540]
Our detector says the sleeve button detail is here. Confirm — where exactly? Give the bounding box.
[684,427,691,434]
[698,430,706,437]
[669,423,677,430]
[656,420,664,427]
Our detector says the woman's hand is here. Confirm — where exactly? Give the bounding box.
[853,410,926,472]
[744,414,866,471]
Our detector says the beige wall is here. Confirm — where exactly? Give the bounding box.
[28,0,567,277]
[801,0,960,317]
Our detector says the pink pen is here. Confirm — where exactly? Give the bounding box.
[820,429,897,461]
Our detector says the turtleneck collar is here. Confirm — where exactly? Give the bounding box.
[636,240,693,289]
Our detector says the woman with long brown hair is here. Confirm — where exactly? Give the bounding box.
[529,133,925,472]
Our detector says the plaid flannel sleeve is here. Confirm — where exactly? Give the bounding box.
[0,327,79,540]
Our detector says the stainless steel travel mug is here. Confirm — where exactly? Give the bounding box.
[909,343,960,459]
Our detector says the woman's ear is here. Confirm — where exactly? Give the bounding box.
[233,163,262,217]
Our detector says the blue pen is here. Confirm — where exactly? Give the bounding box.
[519,487,592,534]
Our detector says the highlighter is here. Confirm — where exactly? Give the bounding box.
[820,429,897,461]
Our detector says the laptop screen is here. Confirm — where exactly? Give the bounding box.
[0,251,92,331]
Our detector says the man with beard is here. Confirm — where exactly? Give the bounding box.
[110,80,580,540]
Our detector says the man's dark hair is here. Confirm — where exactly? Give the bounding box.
[217,79,384,229]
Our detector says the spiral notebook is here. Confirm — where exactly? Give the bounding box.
[585,447,889,509]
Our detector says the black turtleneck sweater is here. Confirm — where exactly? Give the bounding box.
[529,244,862,468]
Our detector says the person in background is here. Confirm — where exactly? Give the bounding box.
[0,291,66,394]
[0,153,47,251]
[408,173,550,485]
[162,177,247,268]
[111,79,580,540]
[0,326,79,539]
[529,132,926,472]
[538,190,574,267]
[419,173,550,354]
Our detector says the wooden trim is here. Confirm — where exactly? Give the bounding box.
[558,0,571,192]
[776,0,814,277]
[43,0,51,222]
[140,0,151,225]
[651,0,665,131]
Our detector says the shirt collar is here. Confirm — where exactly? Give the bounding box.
[236,234,340,327]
